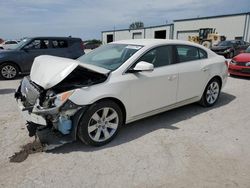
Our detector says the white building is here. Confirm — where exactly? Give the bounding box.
[102,12,250,43]
[174,12,250,41]
[102,24,174,44]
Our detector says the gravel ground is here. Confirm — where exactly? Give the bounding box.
[0,76,250,188]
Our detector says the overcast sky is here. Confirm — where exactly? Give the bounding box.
[0,0,249,40]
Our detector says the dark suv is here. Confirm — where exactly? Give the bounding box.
[0,37,85,79]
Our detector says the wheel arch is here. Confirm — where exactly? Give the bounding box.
[199,75,222,107]
[71,97,127,141]
[210,75,222,89]
[200,75,223,100]
[94,97,127,125]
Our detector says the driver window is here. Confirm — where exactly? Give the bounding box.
[25,39,49,50]
[136,45,173,68]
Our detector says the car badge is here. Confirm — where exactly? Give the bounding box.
[246,62,250,66]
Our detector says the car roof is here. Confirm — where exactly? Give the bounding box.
[113,39,217,57]
[25,37,81,40]
[112,39,204,47]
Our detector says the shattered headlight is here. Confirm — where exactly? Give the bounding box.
[54,90,74,106]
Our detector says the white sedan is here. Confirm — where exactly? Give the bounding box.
[0,40,18,49]
[15,39,228,146]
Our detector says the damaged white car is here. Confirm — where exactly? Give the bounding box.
[15,39,228,146]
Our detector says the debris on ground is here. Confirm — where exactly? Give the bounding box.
[9,140,44,163]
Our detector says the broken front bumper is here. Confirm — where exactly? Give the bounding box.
[15,77,88,142]
[17,99,47,125]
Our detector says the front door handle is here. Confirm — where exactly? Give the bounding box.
[168,75,177,81]
[202,67,209,72]
[171,75,177,80]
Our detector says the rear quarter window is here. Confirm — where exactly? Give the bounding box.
[199,48,208,59]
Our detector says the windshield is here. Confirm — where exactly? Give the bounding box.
[217,41,234,47]
[8,38,31,50]
[78,43,143,70]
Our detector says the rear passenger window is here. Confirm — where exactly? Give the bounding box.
[176,45,207,62]
[52,40,68,48]
[137,45,173,68]
[176,46,199,62]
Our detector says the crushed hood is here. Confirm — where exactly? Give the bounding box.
[30,55,110,89]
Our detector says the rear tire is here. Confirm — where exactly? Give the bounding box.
[200,78,221,107]
[0,63,19,80]
[77,100,123,146]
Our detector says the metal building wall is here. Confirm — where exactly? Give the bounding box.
[102,13,250,43]
[102,25,173,44]
[174,13,250,42]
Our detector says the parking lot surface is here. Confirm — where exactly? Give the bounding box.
[0,76,250,188]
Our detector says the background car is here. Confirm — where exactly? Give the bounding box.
[229,46,250,77]
[83,39,102,50]
[211,40,250,58]
[15,39,228,146]
[0,37,85,79]
[0,40,18,50]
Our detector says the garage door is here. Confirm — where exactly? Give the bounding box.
[133,32,142,39]
[177,30,199,41]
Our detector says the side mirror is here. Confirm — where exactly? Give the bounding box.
[130,61,154,72]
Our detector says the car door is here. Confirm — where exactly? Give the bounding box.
[21,39,52,71]
[175,45,210,102]
[125,45,178,118]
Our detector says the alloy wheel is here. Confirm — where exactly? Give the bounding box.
[1,65,17,79]
[206,81,219,104]
[88,107,119,142]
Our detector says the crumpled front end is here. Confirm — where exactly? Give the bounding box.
[14,76,84,140]
[14,56,109,148]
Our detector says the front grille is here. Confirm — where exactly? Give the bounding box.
[241,68,250,74]
[229,68,250,74]
[236,62,249,66]
[20,77,40,107]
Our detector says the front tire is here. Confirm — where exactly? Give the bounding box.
[77,100,123,146]
[0,63,19,80]
[200,78,221,107]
